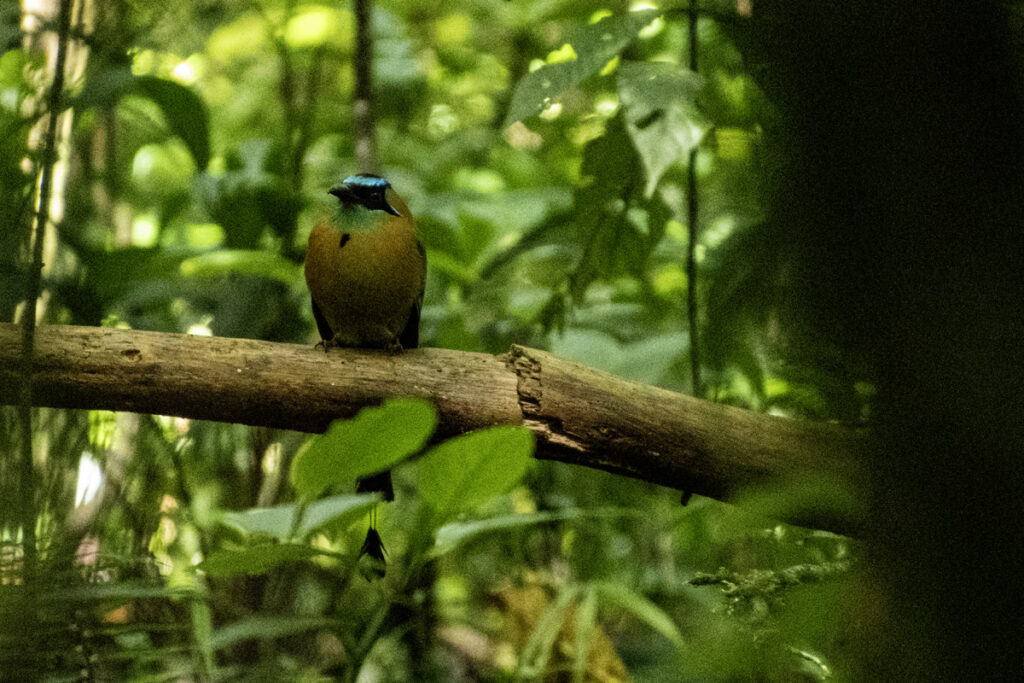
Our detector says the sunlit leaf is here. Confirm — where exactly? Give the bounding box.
[206,12,268,61]
[131,142,195,199]
[291,399,437,500]
[284,6,349,49]
[504,10,659,125]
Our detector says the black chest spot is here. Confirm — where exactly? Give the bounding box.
[339,233,351,248]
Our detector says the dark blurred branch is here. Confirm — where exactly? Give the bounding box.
[295,45,325,188]
[353,0,378,173]
[18,0,74,574]
[0,324,867,535]
[273,0,301,189]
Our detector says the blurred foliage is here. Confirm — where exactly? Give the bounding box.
[1,0,870,680]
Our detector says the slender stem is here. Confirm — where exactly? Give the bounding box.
[18,0,74,574]
[293,45,324,192]
[275,0,299,190]
[353,0,378,173]
[686,2,702,397]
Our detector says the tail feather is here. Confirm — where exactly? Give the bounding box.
[356,471,394,502]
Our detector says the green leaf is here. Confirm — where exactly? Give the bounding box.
[417,426,534,523]
[518,584,581,678]
[432,511,569,558]
[431,507,643,558]
[199,543,326,578]
[210,616,333,651]
[74,64,134,110]
[179,249,302,285]
[220,506,294,539]
[618,60,706,196]
[291,398,437,500]
[549,330,689,386]
[504,10,659,126]
[50,582,200,603]
[220,493,379,541]
[573,586,598,683]
[594,581,684,647]
[191,597,214,676]
[297,493,381,537]
[130,75,210,169]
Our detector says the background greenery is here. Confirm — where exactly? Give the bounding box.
[3,0,974,679]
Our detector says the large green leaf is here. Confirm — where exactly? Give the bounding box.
[431,507,643,558]
[210,616,334,652]
[618,60,706,196]
[417,425,534,523]
[291,398,437,499]
[129,75,210,169]
[594,581,684,647]
[517,584,581,678]
[220,493,379,541]
[504,10,659,126]
[199,543,328,578]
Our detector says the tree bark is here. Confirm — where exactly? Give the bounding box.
[0,323,867,534]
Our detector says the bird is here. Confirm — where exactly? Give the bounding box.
[304,174,425,355]
[304,173,425,568]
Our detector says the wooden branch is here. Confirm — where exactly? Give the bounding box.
[0,324,867,533]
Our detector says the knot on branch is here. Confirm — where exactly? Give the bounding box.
[505,344,542,416]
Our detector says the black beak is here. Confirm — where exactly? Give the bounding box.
[328,184,354,202]
[328,184,401,216]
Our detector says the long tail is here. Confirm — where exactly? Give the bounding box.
[356,471,392,578]
[356,471,394,501]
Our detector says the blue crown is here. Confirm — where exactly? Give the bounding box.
[343,174,391,190]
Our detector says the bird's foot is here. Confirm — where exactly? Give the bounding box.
[315,337,344,352]
[384,339,404,355]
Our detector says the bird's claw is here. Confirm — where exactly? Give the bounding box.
[314,338,340,352]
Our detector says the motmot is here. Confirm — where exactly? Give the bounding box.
[304,173,425,564]
[304,174,425,355]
